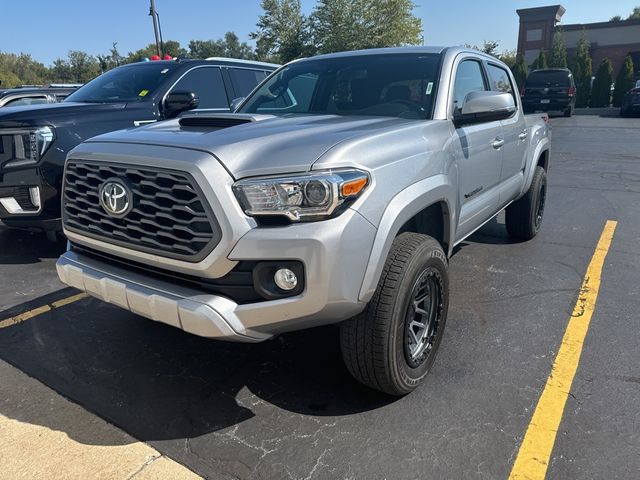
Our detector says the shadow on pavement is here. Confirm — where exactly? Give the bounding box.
[573,107,621,118]
[0,226,66,265]
[0,291,394,446]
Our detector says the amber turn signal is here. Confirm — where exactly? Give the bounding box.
[341,177,368,197]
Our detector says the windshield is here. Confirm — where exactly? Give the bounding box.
[239,53,442,120]
[65,63,175,103]
[526,70,572,88]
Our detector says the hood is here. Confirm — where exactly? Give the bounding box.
[0,101,127,126]
[87,114,420,178]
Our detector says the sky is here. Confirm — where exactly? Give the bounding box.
[1,0,639,66]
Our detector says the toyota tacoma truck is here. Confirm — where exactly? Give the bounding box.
[57,47,551,395]
[0,58,277,239]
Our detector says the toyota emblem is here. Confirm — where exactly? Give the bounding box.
[99,180,132,217]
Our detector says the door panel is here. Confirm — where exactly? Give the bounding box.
[450,59,503,241]
[455,121,503,239]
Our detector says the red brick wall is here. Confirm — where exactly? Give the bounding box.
[566,44,640,75]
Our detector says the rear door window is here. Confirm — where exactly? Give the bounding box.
[171,67,229,109]
[228,68,268,97]
[487,64,515,101]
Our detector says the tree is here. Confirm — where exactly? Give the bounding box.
[590,58,613,107]
[499,49,517,69]
[311,0,422,54]
[251,0,313,63]
[97,42,124,73]
[531,50,548,70]
[0,52,49,87]
[67,50,100,83]
[50,58,73,82]
[512,55,528,93]
[126,40,187,62]
[610,15,622,22]
[549,30,567,68]
[464,40,500,57]
[613,55,635,107]
[189,32,256,60]
[480,40,500,57]
[628,7,640,19]
[573,31,592,108]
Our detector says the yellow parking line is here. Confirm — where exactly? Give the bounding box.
[508,220,617,480]
[0,293,88,329]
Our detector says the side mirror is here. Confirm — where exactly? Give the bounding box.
[164,91,199,118]
[230,97,245,111]
[454,91,516,126]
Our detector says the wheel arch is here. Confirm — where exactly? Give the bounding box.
[358,175,455,303]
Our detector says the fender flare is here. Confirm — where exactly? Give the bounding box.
[358,174,455,303]
[520,134,550,197]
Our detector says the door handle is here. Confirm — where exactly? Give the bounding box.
[518,130,528,140]
[492,138,504,149]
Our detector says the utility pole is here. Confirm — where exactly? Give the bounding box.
[149,0,162,57]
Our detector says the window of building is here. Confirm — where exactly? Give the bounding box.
[526,29,543,42]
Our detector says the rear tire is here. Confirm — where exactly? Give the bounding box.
[505,165,547,240]
[340,233,449,396]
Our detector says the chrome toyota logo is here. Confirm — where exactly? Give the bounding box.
[99,180,132,217]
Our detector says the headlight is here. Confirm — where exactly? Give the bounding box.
[1,126,55,167]
[232,169,370,222]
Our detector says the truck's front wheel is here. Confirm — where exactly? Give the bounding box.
[340,233,449,396]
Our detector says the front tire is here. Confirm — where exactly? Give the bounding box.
[505,165,547,240]
[340,233,449,396]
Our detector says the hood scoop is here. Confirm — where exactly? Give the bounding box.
[177,112,277,129]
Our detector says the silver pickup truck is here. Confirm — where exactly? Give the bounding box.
[57,47,550,395]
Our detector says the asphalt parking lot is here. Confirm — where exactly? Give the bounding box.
[1,109,639,479]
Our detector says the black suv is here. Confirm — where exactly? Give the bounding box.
[0,58,278,238]
[620,81,640,117]
[0,85,80,108]
[522,68,576,117]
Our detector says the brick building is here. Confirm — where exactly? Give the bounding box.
[517,4,640,77]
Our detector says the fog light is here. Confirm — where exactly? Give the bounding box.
[29,186,41,209]
[274,268,298,291]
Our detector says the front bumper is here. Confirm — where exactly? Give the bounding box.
[0,161,62,231]
[57,207,376,341]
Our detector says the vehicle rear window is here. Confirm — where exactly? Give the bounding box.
[5,96,48,107]
[526,71,572,88]
[239,53,442,120]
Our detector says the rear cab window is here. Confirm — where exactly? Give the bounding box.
[5,96,49,107]
[525,70,573,88]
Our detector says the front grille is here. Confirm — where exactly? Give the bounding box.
[63,161,221,262]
